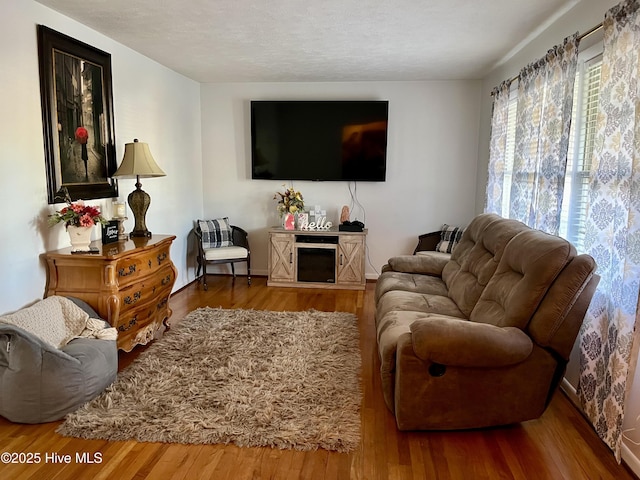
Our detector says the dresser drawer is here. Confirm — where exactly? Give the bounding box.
[117,265,174,315]
[115,242,173,287]
[114,284,172,334]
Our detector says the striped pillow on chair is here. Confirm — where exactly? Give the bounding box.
[198,218,232,248]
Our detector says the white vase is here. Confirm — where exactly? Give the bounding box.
[67,225,93,252]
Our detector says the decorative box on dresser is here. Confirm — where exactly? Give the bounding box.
[43,235,177,352]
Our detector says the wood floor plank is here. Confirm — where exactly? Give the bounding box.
[0,275,635,479]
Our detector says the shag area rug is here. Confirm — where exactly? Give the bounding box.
[57,308,362,452]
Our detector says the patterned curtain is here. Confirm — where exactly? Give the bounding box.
[577,0,640,461]
[484,80,512,216]
[509,34,579,234]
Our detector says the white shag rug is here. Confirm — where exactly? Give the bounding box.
[57,307,362,452]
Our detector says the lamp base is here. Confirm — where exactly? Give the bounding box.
[127,179,152,238]
[130,230,152,238]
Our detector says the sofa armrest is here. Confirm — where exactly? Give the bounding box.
[409,315,533,367]
[387,253,448,276]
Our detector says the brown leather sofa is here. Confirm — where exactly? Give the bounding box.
[375,213,599,430]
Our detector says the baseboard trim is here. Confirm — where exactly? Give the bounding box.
[560,377,580,407]
[622,442,640,478]
[561,378,640,478]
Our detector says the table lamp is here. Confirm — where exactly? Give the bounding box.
[112,139,166,238]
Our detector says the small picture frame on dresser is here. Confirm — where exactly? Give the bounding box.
[102,220,119,244]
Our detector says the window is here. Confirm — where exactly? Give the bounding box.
[500,86,518,216]
[499,51,602,252]
[559,54,602,251]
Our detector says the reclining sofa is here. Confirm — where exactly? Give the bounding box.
[375,213,598,430]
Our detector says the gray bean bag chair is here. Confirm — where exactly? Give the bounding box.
[0,297,117,423]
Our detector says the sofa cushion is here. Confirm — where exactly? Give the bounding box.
[376,290,462,329]
[443,214,529,317]
[470,229,575,329]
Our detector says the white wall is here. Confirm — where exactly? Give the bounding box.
[475,0,640,471]
[0,0,203,315]
[200,81,481,277]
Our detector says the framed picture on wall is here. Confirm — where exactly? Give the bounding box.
[37,25,118,204]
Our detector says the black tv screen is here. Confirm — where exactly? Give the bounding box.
[251,100,388,181]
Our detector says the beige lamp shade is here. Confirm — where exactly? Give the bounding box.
[113,139,166,178]
[113,139,165,238]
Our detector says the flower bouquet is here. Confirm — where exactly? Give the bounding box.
[274,185,304,216]
[48,188,107,229]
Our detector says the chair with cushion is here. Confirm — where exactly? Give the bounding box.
[413,223,466,255]
[195,218,251,290]
[0,296,117,423]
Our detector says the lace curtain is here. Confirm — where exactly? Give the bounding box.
[577,0,640,461]
[485,80,512,216]
[509,34,579,234]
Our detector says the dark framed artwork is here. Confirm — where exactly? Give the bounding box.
[37,25,118,204]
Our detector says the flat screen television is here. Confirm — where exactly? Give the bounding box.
[251,100,388,181]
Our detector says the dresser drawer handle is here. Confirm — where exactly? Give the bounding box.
[157,297,168,310]
[157,252,167,265]
[118,317,137,332]
[161,275,172,286]
[119,265,136,277]
[124,291,142,305]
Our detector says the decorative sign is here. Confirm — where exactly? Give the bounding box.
[302,205,332,230]
[101,220,119,244]
[299,217,333,231]
[296,212,308,228]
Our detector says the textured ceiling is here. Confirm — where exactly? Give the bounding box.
[35,0,576,82]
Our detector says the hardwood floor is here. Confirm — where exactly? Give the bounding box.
[0,275,635,479]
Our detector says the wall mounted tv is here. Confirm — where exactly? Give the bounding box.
[251,100,388,182]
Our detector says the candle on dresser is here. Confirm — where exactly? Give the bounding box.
[113,202,126,219]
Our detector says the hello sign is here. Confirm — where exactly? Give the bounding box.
[298,217,333,231]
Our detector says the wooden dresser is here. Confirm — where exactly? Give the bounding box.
[43,235,177,352]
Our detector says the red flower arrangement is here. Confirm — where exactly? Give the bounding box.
[48,188,107,228]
